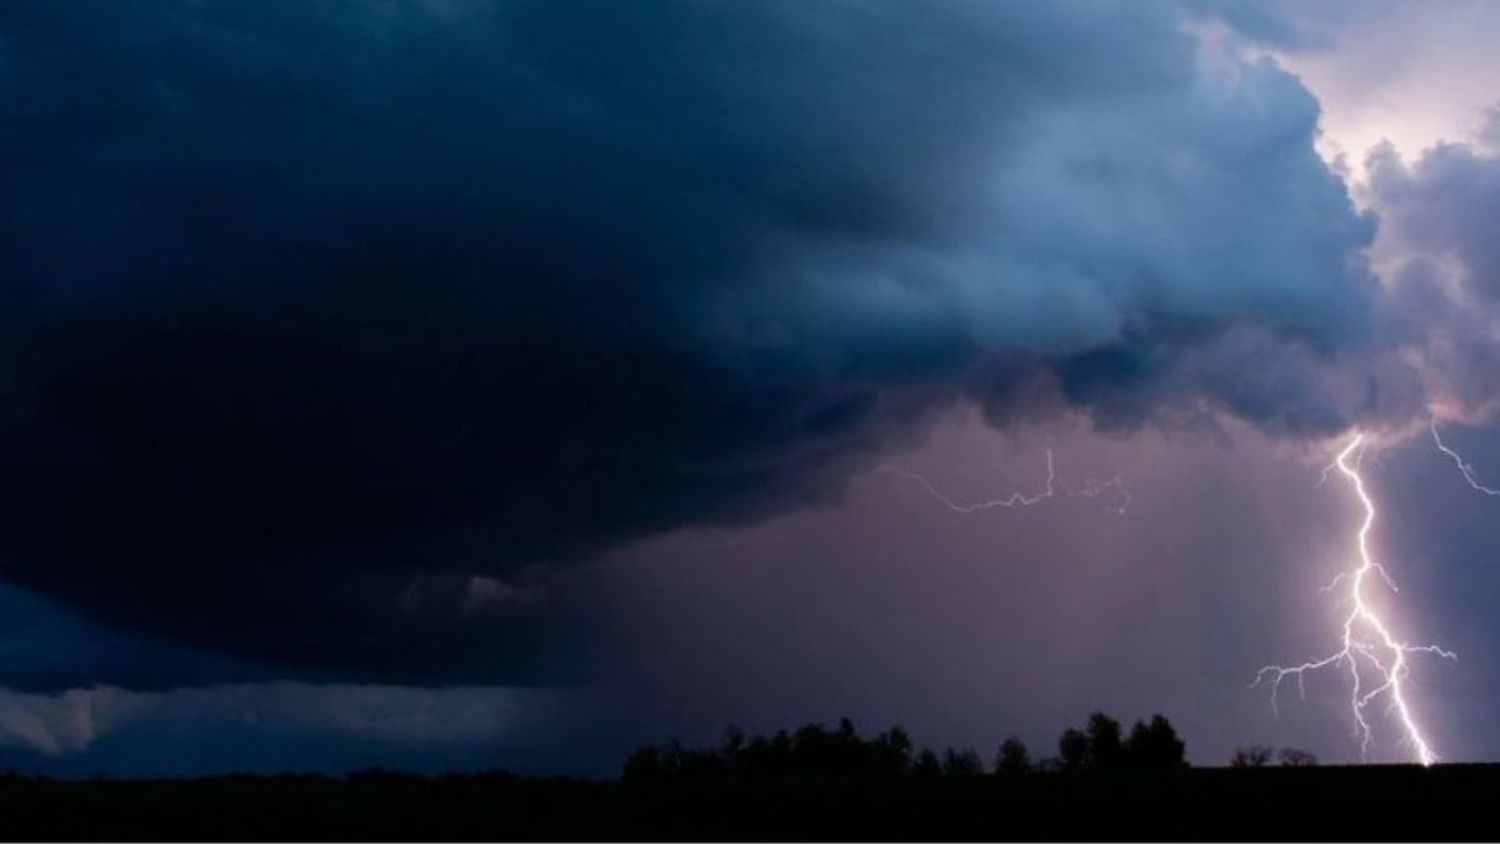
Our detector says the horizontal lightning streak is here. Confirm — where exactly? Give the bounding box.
[879,449,1129,515]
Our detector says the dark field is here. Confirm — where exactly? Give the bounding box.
[0,765,1496,841]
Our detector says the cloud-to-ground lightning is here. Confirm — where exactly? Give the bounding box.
[1254,433,1456,766]
[1431,421,1500,496]
[880,448,1130,515]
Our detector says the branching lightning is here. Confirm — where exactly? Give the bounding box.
[880,448,1130,515]
[1431,421,1500,496]
[890,423,1493,766]
[1254,433,1456,766]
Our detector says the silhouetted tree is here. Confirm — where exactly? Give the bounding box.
[722,724,746,758]
[1086,713,1124,769]
[995,736,1032,775]
[871,726,914,777]
[1123,715,1187,769]
[1230,745,1273,768]
[942,747,984,776]
[913,748,942,778]
[1278,747,1319,767]
[737,729,796,780]
[882,726,912,757]
[1058,728,1089,771]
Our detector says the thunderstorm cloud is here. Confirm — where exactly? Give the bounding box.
[0,0,1486,704]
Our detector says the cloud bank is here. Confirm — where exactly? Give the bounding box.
[0,0,1424,683]
[0,681,544,763]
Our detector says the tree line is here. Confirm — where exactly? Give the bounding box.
[622,711,1193,783]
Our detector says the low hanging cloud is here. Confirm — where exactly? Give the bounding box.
[0,682,543,758]
[0,0,1429,684]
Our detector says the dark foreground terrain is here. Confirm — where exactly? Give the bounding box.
[0,765,1496,841]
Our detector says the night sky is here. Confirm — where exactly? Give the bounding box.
[3,0,1500,775]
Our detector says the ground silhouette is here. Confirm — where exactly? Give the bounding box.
[621,711,1185,783]
[0,714,1491,840]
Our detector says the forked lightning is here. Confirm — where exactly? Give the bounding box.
[1255,433,1456,766]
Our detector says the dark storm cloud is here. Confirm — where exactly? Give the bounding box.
[0,0,1384,682]
[0,582,268,692]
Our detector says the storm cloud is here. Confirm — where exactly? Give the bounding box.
[1359,136,1500,421]
[0,1,1400,683]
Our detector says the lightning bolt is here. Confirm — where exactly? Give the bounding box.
[1431,421,1500,496]
[880,448,1129,515]
[1254,433,1456,766]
